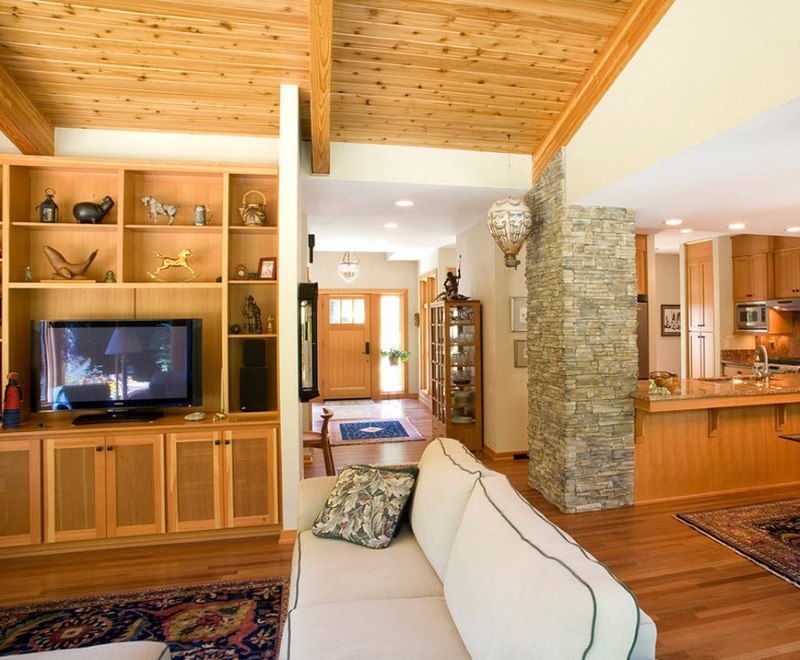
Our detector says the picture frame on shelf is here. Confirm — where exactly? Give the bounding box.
[258,257,277,280]
[661,304,681,336]
[510,297,527,332]
[513,339,528,368]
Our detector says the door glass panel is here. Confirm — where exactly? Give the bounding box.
[329,299,341,324]
[353,299,365,324]
[328,298,365,325]
[380,295,403,393]
[341,299,353,324]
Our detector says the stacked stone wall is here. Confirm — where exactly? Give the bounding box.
[526,150,637,512]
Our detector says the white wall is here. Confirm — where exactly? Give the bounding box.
[457,221,528,454]
[653,253,681,374]
[309,251,420,394]
[567,0,800,201]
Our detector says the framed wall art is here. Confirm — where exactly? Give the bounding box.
[661,304,681,336]
[258,257,277,280]
[510,297,527,332]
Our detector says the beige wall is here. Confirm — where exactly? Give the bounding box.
[567,0,800,201]
[456,221,528,455]
[653,254,681,374]
[310,251,420,394]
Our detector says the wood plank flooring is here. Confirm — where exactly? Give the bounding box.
[2,398,800,658]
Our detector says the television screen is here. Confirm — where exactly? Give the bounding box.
[32,319,202,416]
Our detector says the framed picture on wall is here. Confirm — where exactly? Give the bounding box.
[510,297,527,332]
[661,304,681,336]
[513,339,528,368]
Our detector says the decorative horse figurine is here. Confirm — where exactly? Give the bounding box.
[141,196,179,225]
[146,248,200,282]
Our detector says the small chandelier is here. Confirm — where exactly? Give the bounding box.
[487,196,534,269]
[337,251,360,283]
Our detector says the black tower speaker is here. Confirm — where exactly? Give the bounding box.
[239,366,268,412]
[242,339,266,366]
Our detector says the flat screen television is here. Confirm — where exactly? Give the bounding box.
[31,319,202,425]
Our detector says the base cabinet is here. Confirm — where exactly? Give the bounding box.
[43,434,164,544]
[167,426,279,533]
[0,440,42,547]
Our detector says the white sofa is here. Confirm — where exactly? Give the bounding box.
[281,437,656,659]
[4,642,170,659]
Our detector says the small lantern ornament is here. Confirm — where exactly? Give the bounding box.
[36,188,59,223]
[487,196,534,269]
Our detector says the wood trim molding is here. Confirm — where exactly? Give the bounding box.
[481,445,526,461]
[309,0,332,175]
[278,529,297,545]
[531,0,674,179]
[0,62,54,156]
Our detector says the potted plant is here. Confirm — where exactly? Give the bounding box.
[380,348,411,366]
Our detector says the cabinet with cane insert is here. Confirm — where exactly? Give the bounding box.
[0,154,283,554]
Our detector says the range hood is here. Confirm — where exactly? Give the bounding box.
[767,299,800,311]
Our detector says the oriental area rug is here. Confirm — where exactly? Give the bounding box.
[329,417,425,446]
[676,499,800,588]
[0,577,289,659]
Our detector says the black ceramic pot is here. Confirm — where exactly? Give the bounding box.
[73,196,115,224]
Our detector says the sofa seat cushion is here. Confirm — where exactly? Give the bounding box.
[281,597,469,660]
[2,642,171,659]
[445,477,646,660]
[290,524,443,609]
[410,437,502,581]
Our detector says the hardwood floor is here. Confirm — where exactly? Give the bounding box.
[3,398,800,658]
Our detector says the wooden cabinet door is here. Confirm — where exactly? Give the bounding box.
[732,255,752,302]
[688,331,704,379]
[749,253,770,300]
[635,235,647,297]
[106,434,165,538]
[774,250,800,297]
[223,427,280,528]
[687,260,712,330]
[166,431,223,533]
[0,439,42,547]
[44,438,106,543]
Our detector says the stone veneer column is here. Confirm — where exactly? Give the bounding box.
[525,150,637,512]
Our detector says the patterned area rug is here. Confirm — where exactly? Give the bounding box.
[0,577,289,659]
[329,417,425,445]
[676,499,800,588]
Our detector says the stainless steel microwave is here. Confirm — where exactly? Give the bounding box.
[735,302,768,332]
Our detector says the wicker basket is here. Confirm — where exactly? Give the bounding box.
[649,371,679,392]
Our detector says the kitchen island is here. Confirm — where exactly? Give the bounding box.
[632,375,800,503]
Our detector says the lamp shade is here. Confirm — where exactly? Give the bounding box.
[337,251,360,283]
[487,196,534,269]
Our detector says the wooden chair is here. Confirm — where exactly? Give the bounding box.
[303,407,336,476]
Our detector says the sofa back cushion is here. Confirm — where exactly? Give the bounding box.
[410,437,500,581]
[444,477,644,660]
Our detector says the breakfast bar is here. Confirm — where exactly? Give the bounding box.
[632,375,800,503]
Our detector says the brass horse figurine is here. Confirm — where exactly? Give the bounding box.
[146,248,200,282]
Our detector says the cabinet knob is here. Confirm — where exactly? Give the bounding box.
[95,446,103,452]
[214,439,221,446]
[106,445,114,451]
[224,439,231,445]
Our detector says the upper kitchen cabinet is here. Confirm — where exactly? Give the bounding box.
[635,235,647,297]
[731,235,773,302]
[774,248,800,298]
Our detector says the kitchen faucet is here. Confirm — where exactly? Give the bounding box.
[754,344,769,382]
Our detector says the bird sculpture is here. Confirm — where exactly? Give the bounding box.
[43,245,99,280]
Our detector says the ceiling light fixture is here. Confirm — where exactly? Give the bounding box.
[664,218,683,226]
[487,134,534,270]
[728,223,746,230]
[787,227,800,233]
[394,200,414,207]
[337,251,360,283]
[383,222,398,229]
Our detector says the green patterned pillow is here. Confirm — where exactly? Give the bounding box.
[311,465,419,549]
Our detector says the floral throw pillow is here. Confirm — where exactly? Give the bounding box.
[311,465,419,549]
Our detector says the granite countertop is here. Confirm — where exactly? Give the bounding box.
[633,373,800,405]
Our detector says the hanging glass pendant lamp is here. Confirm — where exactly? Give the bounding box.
[337,251,360,283]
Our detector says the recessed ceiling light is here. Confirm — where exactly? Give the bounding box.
[728,223,746,230]
[787,227,800,233]
[383,222,398,229]
[680,228,694,234]
[394,200,414,207]
[664,218,683,226]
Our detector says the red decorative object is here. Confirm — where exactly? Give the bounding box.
[2,372,23,429]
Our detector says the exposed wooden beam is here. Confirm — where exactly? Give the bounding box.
[0,62,54,156]
[309,0,332,175]
[531,0,674,180]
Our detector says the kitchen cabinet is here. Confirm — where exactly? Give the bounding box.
[774,249,800,297]
[0,440,41,548]
[635,234,648,297]
[733,253,771,301]
[43,434,164,543]
[429,300,483,451]
[688,331,715,379]
[166,426,279,533]
[686,242,714,332]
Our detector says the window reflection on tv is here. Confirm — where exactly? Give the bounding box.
[32,319,202,413]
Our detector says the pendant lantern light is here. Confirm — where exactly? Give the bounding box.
[337,251,360,283]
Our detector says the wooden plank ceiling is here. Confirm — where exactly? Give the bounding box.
[0,0,667,160]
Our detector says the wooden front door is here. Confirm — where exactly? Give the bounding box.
[320,294,372,399]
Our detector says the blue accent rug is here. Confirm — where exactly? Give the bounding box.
[329,417,425,445]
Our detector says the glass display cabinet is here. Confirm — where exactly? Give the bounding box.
[430,299,482,450]
[298,282,319,402]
